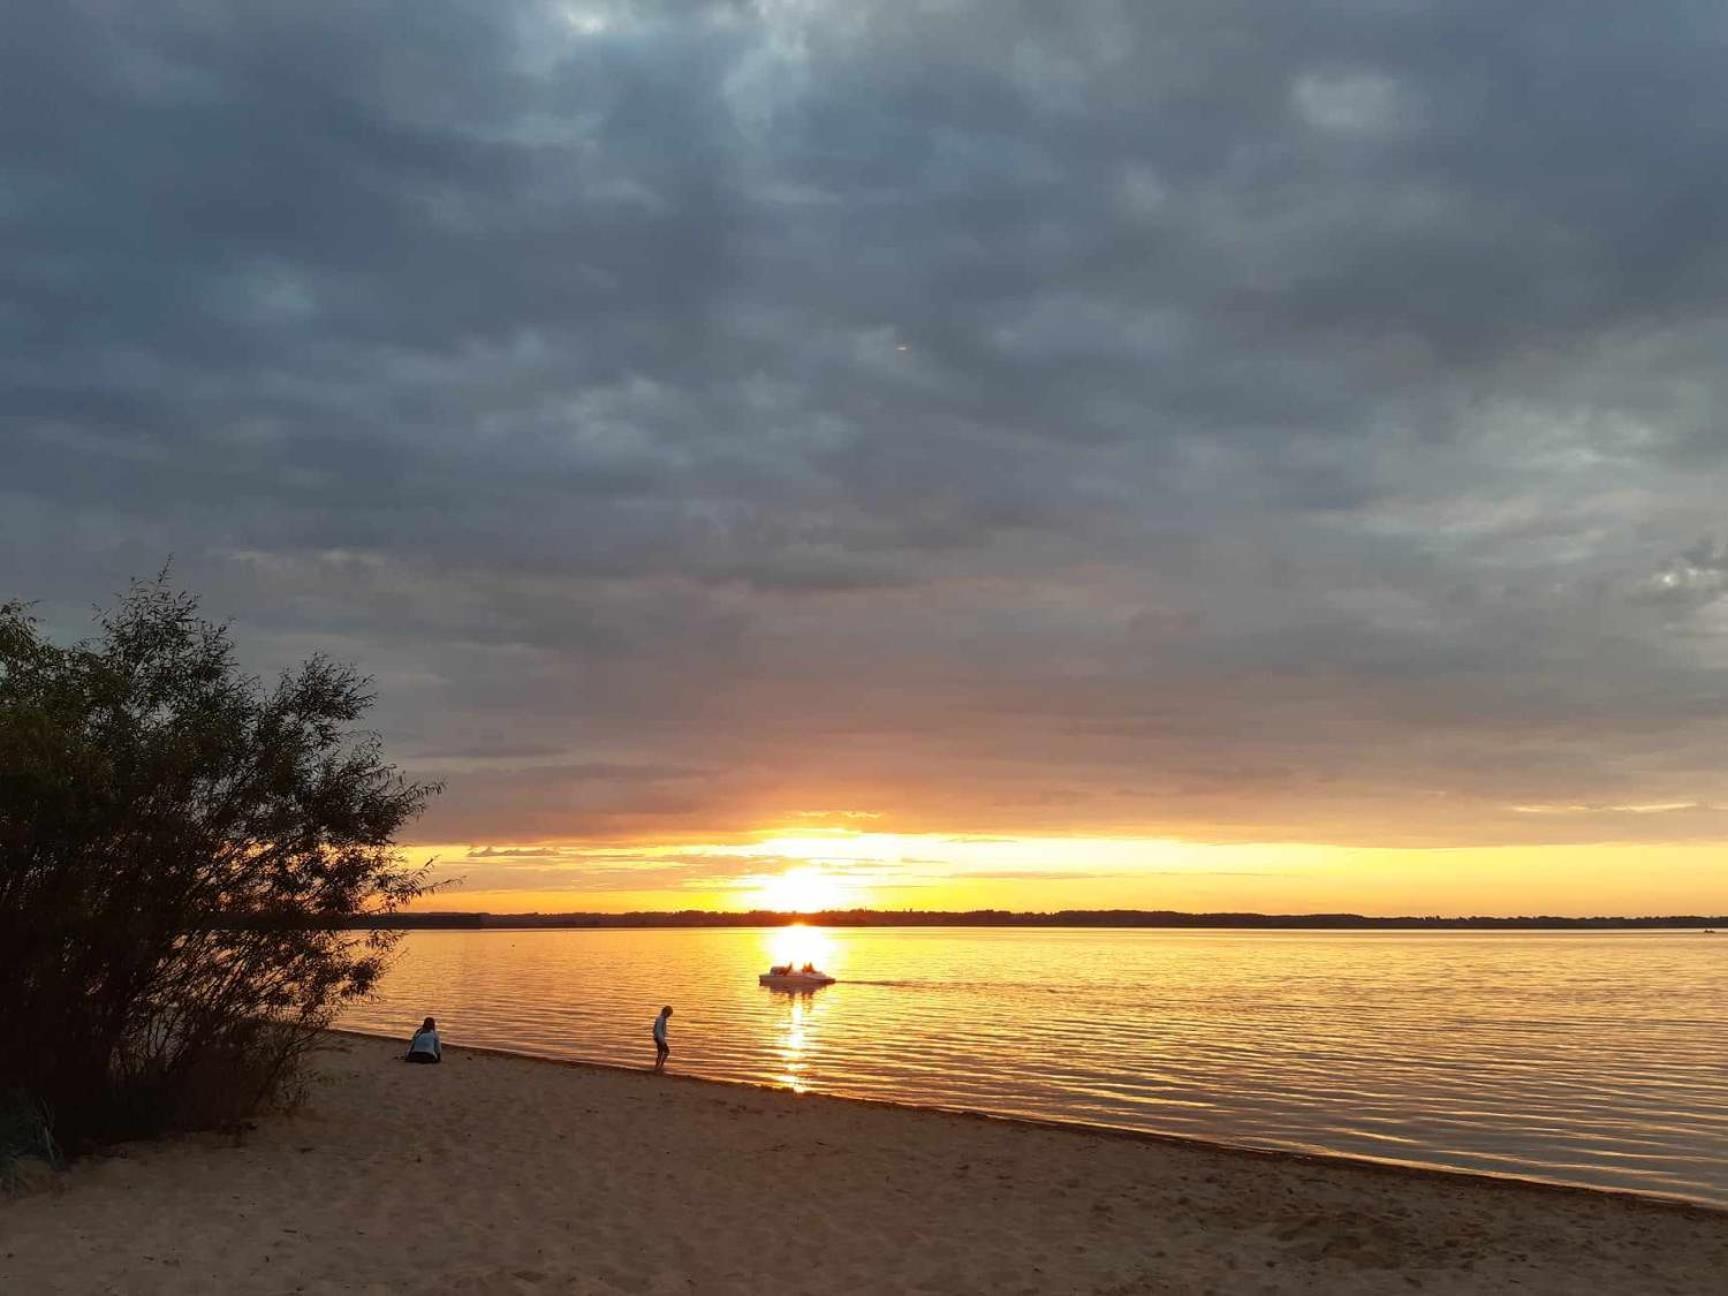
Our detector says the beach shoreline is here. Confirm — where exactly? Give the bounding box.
[325,1029,1725,1221]
[4,1032,1725,1294]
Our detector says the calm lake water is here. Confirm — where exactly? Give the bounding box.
[340,927,1728,1206]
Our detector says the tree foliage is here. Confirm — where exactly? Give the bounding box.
[0,577,439,1147]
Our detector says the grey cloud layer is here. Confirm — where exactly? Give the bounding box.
[7,1,1728,849]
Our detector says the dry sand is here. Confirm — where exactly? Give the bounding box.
[3,1033,1724,1295]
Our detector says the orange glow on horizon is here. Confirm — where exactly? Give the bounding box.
[399,834,1728,918]
[742,866,862,913]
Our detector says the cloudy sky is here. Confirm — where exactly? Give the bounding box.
[7,1,1728,913]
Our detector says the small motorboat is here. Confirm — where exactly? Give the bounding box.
[758,964,836,989]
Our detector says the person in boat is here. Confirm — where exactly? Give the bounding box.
[405,1016,441,1064]
[801,962,815,974]
[652,1005,673,1073]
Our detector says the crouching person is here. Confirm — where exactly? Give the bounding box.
[406,1016,442,1064]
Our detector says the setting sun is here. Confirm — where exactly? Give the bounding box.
[746,866,858,913]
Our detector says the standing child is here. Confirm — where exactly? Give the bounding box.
[652,1005,673,1073]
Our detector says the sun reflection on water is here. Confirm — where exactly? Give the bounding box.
[773,993,810,1091]
[760,925,837,1093]
[763,923,836,972]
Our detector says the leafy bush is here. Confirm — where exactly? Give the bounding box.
[0,577,439,1150]
[0,1090,60,1190]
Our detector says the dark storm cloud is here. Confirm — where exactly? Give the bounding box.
[8,0,1728,851]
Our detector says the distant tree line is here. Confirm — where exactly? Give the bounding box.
[342,908,1728,931]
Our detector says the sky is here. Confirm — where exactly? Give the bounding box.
[5,1,1728,915]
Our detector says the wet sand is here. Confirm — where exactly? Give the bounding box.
[2,1032,1724,1294]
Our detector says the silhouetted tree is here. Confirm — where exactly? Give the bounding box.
[0,577,438,1148]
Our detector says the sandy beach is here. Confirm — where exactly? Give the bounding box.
[3,1033,1724,1295]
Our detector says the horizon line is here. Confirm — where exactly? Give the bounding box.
[371,906,1728,929]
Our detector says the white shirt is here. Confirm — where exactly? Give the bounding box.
[409,1028,441,1057]
[653,1014,668,1044]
